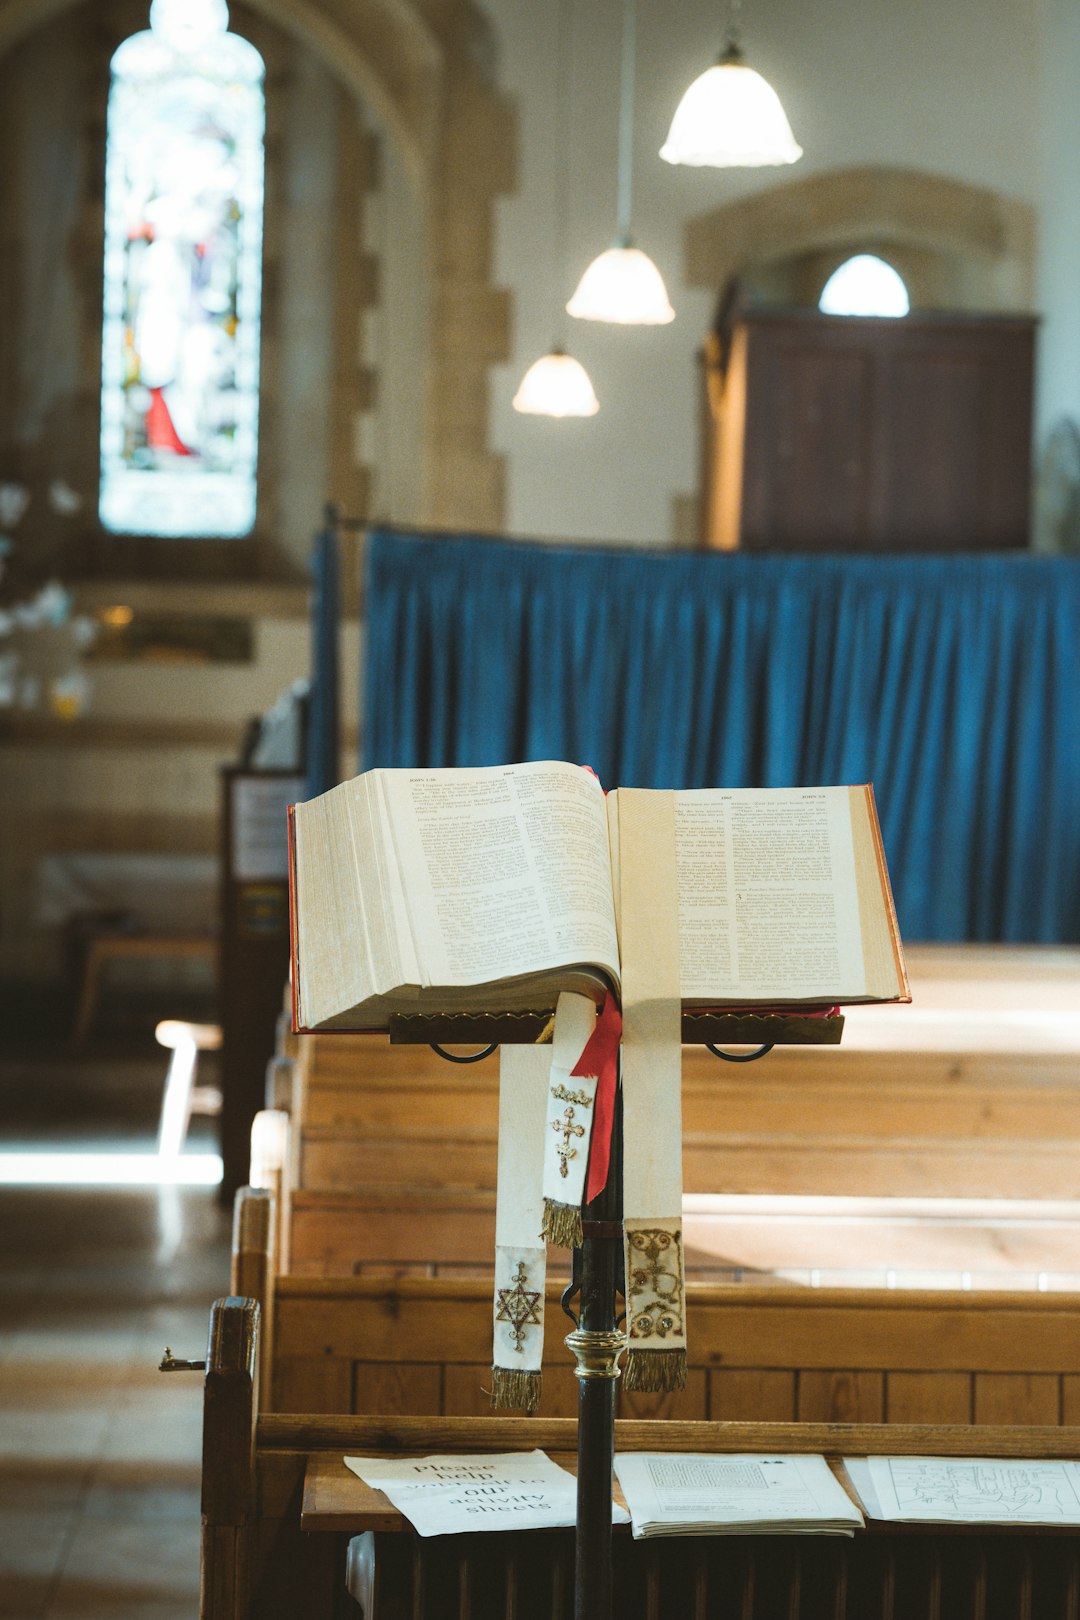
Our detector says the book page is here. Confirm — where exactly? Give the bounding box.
[343,1450,629,1538]
[614,1452,863,1537]
[672,786,866,1002]
[379,761,620,990]
[864,1456,1080,1525]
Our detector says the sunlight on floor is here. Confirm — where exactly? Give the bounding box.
[0,1151,223,1185]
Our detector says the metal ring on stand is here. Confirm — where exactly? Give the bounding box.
[429,1042,499,1064]
[705,1042,775,1063]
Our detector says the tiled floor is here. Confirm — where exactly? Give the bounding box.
[0,1047,230,1619]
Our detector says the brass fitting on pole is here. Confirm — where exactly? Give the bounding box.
[564,1328,626,1381]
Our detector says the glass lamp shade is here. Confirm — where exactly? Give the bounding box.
[660,57,802,168]
[149,0,229,51]
[512,350,600,417]
[566,244,675,325]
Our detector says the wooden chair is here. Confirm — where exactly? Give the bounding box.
[155,1019,222,1158]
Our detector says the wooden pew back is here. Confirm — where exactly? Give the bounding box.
[202,1297,1080,1620]
[270,1273,1080,1426]
[294,1035,1080,1198]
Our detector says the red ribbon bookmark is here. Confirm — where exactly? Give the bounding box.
[574,993,622,1204]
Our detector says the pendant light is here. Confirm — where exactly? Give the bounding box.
[660,0,802,169]
[513,0,600,415]
[566,0,674,325]
[512,349,600,416]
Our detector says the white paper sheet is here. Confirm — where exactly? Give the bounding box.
[863,1455,1080,1525]
[344,1450,630,1537]
[613,1452,864,1539]
[232,774,303,879]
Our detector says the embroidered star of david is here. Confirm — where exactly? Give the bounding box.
[495,1260,542,1352]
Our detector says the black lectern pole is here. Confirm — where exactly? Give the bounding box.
[401,1010,844,1620]
[566,1084,624,1620]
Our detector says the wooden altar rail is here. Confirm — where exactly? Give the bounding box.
[200,1297,1080,1620]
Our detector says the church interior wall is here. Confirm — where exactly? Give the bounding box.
[0,0,1075,997]
[1035,0,1080,444]
[487,0,1043,546]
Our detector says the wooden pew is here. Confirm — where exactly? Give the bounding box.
[210,948,1080,1612]
[269,1271,1080,1425]
[201,1296,1080,1620]
[278,1176,1080,1291]
[286,1031,1080,1274]
[283,944,1080,1278]
[292,1037,1080,1204]
[238,1183,1080,1425]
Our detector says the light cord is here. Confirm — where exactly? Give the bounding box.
[726,0,743,53]
[552,0,570,345]
[615,0,637,243]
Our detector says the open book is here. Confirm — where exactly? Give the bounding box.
[288,761,909,1033]
[613,1452,865,1538]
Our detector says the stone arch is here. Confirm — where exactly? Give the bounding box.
[0,0,512,533]
[685,165,1035,316]
[0,0,438,191]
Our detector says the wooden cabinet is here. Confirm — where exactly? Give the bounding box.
[704,309,1036,552]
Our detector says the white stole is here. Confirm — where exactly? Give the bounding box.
[617,789,687,1393]
[490,1042,549,1412]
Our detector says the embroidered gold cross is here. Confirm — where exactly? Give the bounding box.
[552,1106,586,1178]
[552,1082,592,1108]
[495,1260,542,1352]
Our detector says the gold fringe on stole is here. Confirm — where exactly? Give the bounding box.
[489,1365,543,1414]
[541,1197,583,1250]
[622,1348,688,1395]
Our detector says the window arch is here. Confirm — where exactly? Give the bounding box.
[819,254,910,318]
[99,0,265,538]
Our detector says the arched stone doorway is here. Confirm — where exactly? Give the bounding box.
[685,165,1035,317]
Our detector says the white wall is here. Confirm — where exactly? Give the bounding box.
[363,129,429,529]
[1035,0,1080,441]
[274,47,340,560]
[486,0,1042,546]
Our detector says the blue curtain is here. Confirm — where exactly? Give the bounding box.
[363,530,1080,943]
[304,518,340,801]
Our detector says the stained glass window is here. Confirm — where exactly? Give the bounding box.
[99,0,265,538]
[819,254,910,318]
